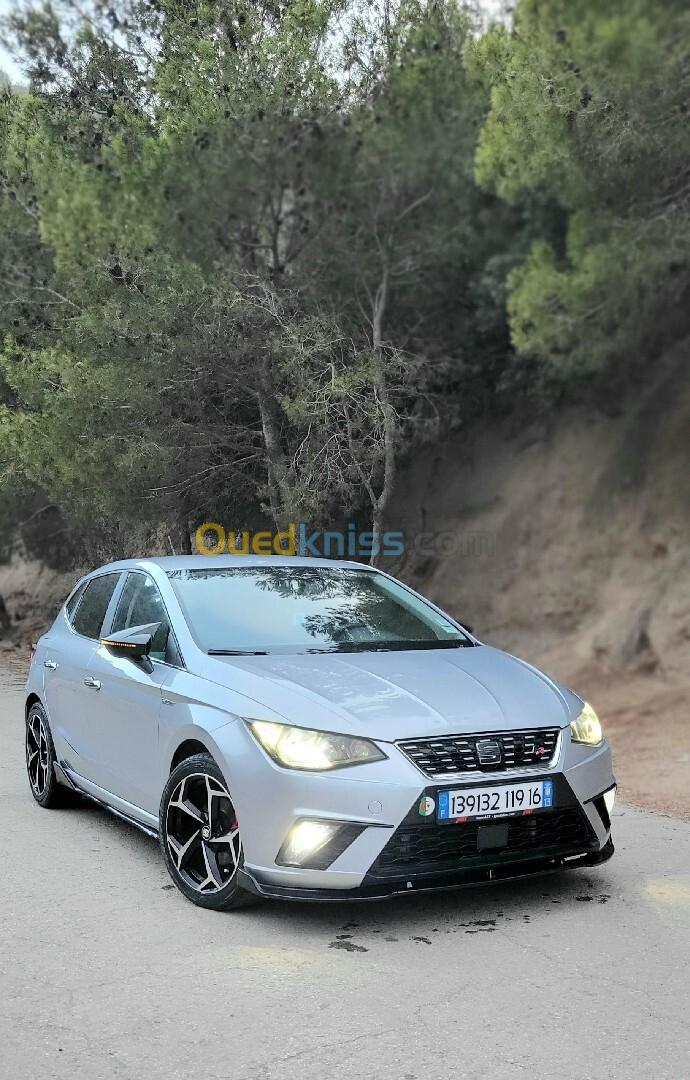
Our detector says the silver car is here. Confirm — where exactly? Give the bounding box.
[25,556,615,909]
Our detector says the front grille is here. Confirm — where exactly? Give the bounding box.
[398,727,560,778]
[372,808,592,876]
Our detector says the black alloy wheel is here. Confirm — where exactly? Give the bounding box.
[160,753,257,910]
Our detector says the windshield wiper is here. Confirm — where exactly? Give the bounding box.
[208,649,268,656]
[312,639,470,654]
[208,640,471,656]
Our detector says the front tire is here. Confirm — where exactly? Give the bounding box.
[159,753,257,910]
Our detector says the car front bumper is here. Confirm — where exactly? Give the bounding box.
[211,720,616,900]
[238,837,615,902]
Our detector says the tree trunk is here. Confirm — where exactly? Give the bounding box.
[370,377,396,566]
[372,262,390,352]
[256,373,292,530]
[369,260,396,566]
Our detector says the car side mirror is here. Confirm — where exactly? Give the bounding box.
[100,622,160,673]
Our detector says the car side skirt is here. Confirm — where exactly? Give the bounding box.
[57,761,159,839]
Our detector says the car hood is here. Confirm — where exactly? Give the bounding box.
[205,645,582,740]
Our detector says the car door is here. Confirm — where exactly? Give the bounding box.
[43,572,123,775]
[84,572,179,816]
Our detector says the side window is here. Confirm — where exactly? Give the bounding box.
[65,581,88,621]
[111,573,172,663]
[72,574,121,640]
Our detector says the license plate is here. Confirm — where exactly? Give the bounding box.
[437,780,554,822]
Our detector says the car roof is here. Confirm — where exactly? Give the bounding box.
[85,554,374,576]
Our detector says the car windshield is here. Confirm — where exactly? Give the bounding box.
[166,565,471,655]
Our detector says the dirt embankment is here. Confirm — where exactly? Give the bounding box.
[0,558,82,660]
[1,345,689,816]
[391,343,690,817]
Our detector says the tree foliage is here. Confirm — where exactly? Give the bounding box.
[0,0,511,554]
[470,0,690,386]
[0,0,685,561]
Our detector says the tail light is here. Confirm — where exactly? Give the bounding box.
[29,642,37,665]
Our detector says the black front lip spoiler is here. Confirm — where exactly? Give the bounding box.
[239,838,615,903]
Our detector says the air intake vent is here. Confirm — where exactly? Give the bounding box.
[372,807,592,876]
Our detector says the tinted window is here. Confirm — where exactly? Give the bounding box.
[111,573,171,662]
[66,581,88,621]
[167,566,470,655]
[72,574,120,640]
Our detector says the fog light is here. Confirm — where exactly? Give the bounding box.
[603,786,616,816]
[276,819,364,870]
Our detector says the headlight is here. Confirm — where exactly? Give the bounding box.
[570,702,603,746]
[248,720,387,771]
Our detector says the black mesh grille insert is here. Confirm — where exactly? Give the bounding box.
[397,728,560,778]
[372,808,592,876]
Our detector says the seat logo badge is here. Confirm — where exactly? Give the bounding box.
[419,796,436,817]
[202,825,211,840]
[476,739,502,766]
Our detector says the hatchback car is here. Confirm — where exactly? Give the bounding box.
[25,555,615,909]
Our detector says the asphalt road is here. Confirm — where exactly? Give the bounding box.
[1,674,689,1080]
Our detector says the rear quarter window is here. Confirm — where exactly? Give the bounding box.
[71,573,121,640]
[65,581,88,621]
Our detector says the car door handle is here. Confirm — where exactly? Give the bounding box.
[44,660,59,670]
[83,677,101,690]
